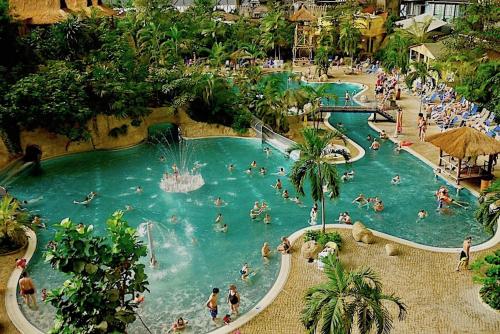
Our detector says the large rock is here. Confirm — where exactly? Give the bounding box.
[319,74,329,82]
[385,243,398,256]
[301,240,321,260]
[352,221,366,241]
[352,221,375,244]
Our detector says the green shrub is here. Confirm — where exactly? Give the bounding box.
[304,230,342,249]
[108,124,128,138]
[471,249,500,310]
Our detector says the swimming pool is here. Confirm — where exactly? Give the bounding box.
[8,92,490,334]
[264,72,364,106]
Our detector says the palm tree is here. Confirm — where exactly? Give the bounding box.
[314,46,330,78]
[405,61,439,113]
[398,16,436,45]
[137,21,168,64]
[299,85,338,130]
[302,254,407,334]
[242,43,265,64]
[380,31,411,74]
[208,42,226,69]
[339,19,361,59]
[476,180,500,234]
[288,128,349,233]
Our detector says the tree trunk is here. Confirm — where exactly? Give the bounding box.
[318,167,326,233]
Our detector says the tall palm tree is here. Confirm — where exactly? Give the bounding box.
[302,254,407,334]
[380,31,411,74]
[137,21,168,64]
[476,180,500,234]
[288,128,349,233]
[208,42,226,69]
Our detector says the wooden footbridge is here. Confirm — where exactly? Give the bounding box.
[319,104,396,122]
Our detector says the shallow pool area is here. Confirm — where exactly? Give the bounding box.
[8,106,491,334]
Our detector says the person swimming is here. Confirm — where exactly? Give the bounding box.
[273,179,282,190]
[380,130,388,139]
[391,175,401,185]
[215,213,223,225]
[245,168,252,174]
[352,194,368,208]
[214,197,224,206]
[370,139,380,150]
[278,167,286,176]
[73,192,96,206]
[282,190,289,199]
[217,224,228,232]
[417,209,427,221]
[260,167,266,175]
[264,213,271,224]
[290,197,302,205]
[136,186,143,193]
[250,161,257,168]
[374,199,384,212]
[170,215,178,223]
[264,147,271,157]
[240,263,250,280]
[159,156,165,162]
[228,164,235,172]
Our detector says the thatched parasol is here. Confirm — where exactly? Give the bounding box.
[425,127,500,159]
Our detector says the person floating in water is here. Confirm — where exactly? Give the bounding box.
[278,167,286,176]
[435,186,468,210]
[228,164,235,172]
[170,215,178,223]
[168,317,188,332]
[240,263,250,280]
[379,130,388,139]
[250,160,257,168]
[373,199,384,212]
[260,167,267,175]
[273,179,282,190]
[370,139,380,150]
[282,189,289,199]
[290,196,302,206]
[309,204,318,225]
[367,134,372,142]
[245,167,252,174]
[215,213,223,225]
[261,242,271,257]
[217,224,228,232]
[159,156,165,162]
[391,175,401,185]
[214,197,224,206]
[73,192,96,206]
[352,194,369,208]
[264,213,271,224]
[341,172,354,182]
[264,147,271,157]
[417,209,427,221]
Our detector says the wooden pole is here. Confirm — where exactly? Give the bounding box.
[439,149,442,166]
[487,154,494,174]
[457,159,461,184]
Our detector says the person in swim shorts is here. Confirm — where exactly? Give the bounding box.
[206,288,219,322]
[19,271,37,308]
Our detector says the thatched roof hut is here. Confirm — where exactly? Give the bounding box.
[9,0,114,25]
[425,127,500,184]
[426,127,500,159]
[289,6,317,23]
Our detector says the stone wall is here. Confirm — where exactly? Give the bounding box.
[0,107,255,171]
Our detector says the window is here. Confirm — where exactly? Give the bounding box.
[444,4,455,20]
[434,4,445,19]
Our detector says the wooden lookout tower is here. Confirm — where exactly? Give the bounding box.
[290,6,317,66]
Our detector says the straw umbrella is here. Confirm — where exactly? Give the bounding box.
[425,127,500,184]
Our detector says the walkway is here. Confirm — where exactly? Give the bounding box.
[240,229,500,334]
[0,251,21,334]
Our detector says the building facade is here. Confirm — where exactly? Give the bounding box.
[400,0,467,21]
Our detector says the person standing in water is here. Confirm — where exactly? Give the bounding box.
[456,236,472,271]
[206,288,220,322]
[227,285,240,315]
[19,272,37,308]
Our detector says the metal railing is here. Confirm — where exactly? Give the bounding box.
[250,116,300,160]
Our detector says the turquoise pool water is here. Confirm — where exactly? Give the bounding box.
[8,87,490,334]
[263,72,363,106]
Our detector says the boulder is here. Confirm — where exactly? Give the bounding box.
[352,221,375,244]
[301,240,321,260]
[361,230,374,244]
[325,241,339,256]
[352,221,366,241]
[385,243,398,256]
[319,74,329,82]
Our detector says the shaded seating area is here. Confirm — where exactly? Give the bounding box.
[426,127,500,184]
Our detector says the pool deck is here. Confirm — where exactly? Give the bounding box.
[240,228,500,334]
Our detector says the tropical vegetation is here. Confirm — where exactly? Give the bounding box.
[44,211,149,333]
[0,195,31,253]
[302,254,407,334]
[289,128,349,233]
[471,249,500,310]
[476,180,500,234]
[304,229,342,249]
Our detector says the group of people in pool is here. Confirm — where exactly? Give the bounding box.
[352,194,385,212]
